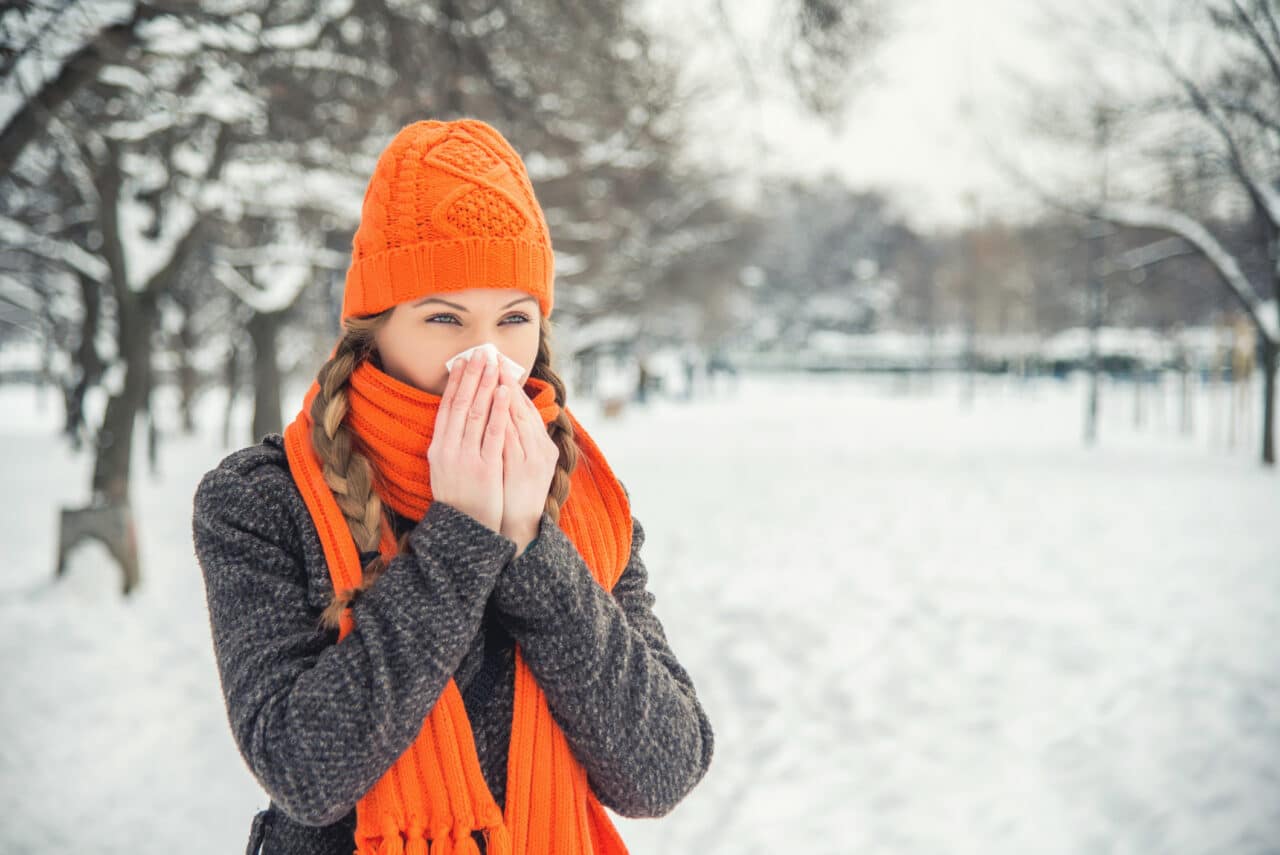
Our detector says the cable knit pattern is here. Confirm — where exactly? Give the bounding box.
[446,188,528,237]
[192,434,714,855]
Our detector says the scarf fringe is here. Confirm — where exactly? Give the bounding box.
[361,822,494,855]
[484,821,512,855]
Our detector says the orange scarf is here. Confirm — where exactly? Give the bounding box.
[282,358,633,855]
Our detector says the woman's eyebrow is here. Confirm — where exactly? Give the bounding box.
[412,296,536,312]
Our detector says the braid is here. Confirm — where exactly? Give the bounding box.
[531,315,579,525]
[311,342,383,550]
[312,314,397,632]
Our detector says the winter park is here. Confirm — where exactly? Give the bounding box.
[2,1,1279,854]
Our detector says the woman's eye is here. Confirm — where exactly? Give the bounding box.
[425,314,529,325]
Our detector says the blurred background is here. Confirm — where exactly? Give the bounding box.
[1,0,1278,852]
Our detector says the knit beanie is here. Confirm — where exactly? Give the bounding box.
[341,118,555,321]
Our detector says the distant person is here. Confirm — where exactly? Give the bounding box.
[681,347,697,400]
[707,347,738,394]
[191,119,714,855]
[635,358,651,404]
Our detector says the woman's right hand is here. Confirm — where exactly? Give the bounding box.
[428,351,512,533]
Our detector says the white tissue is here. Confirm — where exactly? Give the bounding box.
[444,342,525,381]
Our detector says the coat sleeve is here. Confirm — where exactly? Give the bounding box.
[489,504,716,818]
[192,462,517,827]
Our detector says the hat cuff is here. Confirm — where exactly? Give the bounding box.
[341,237,554,320]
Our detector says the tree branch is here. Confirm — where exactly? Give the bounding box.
[1097,200,1276,344]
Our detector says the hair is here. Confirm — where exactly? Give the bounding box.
[314,311,578,632]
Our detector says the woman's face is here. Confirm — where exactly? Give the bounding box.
[374,287,541,396]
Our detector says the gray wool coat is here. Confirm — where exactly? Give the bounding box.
[191,433,715,855]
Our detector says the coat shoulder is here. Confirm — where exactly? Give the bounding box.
[203,432,291,485]
[192,433,336,612]
[193,432,312,561]
[195,433,299,517]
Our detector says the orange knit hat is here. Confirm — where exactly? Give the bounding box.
[341,118,555,321]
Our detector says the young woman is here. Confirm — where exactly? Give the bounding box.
[192,118,715,855]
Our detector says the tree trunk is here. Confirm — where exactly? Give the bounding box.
[63,289,152,596]
[1262,337,1276,466]
[90,291,155,504]
[222,340,239,448]
[177,303,197,435]
[63,271,103,449]
[249,310,283,441]
[1084,219,1105,446]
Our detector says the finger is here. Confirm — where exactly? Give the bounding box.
[510,381,537,422]
[503,417,525,463]
[443,352,489,450]
[431,358,465,460]
[481,383,511,462]
[511,387,544,454]
[440,353,480,447]
[438,353,465,415]
[461,356,501,452]
[496,365,524,412]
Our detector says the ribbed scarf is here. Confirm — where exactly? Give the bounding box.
[281,358,633,855]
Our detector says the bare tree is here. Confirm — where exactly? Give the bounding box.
[991,0,1279,465]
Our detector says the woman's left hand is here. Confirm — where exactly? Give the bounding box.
[498,366,558,554]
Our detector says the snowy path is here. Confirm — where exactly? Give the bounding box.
[2,372,1277,854]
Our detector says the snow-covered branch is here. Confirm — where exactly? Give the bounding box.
[0,213,109,282]
[210,240,345,314]
[1113,236,1196,271]
[1097,200,1277,343]
[211,261,302,315]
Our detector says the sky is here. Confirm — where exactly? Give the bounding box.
[642,0,1129,234]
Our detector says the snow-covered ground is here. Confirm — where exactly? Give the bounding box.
[2,370,1277,854]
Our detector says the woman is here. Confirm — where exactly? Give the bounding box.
[192,118,715,855]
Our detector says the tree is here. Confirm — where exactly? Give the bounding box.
[992,0,1279,464]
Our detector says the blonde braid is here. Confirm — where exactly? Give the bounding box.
[531,315,579,525]
[310,314,399,632]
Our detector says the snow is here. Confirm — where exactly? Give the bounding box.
[1042,326,1174,364]
[116,190,198,293]
[1,369,1277,853]
[0,214,110,283]
[211,255,309,315]
[212,159,366,220]
[739,325,1255,374]
[209,239,348,314]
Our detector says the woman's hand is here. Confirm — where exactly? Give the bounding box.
[427,351,512,533]
[497,364,559,553]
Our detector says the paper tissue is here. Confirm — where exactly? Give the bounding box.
[444,342,525,382]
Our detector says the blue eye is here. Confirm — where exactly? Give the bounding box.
[425,313,530,325]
